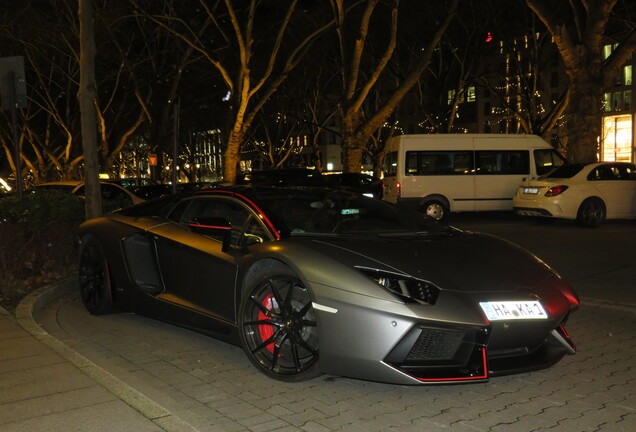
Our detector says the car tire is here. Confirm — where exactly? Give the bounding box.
[238,269,321,382]
[576,198,605,228]
[422,200,446,221]
[78,236,115,315]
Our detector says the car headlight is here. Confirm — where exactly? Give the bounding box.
[357,267,439,305]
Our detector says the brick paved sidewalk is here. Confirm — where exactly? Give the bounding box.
[32,281,636,432]
[0,281,196,432]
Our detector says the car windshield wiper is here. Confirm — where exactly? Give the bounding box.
[290,231,382,239]
[375,231,431,238]
[376,227,462,239]
[290,231,340,237]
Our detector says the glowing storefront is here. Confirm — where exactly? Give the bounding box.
[601,44,634,163]
[602,114,634,162]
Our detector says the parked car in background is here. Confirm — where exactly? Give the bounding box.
[132,181,220,200]
[106,177,157,190]
[240,168,322,187]
[36,180,144,209]
[382,134,566,220]
[513,162,636,227]
[320,172,383,198]
[243,168,383,198]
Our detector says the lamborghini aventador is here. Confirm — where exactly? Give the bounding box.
[78,186,579,384]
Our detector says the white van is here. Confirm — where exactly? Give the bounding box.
[382,134,565,219]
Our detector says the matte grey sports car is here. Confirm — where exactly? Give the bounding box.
[78,186,579,384]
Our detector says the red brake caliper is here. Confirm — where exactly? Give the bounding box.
[258,294,275,353]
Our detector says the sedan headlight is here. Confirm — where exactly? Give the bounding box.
[357,267,439,305]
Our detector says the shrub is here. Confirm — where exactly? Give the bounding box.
[0,191,85,310]
[0,190,85,231]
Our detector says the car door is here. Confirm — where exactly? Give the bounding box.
[617,164,636,217]
[587,164,635,218]
[148,196,258,323]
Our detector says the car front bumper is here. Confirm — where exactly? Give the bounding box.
[310,282,577,385]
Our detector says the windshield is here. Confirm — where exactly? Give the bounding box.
[534,148,566,177]
[254,188,455,237]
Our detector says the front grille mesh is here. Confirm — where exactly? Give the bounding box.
[406,328,465,361]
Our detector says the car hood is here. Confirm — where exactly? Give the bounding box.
[291,231,555,293]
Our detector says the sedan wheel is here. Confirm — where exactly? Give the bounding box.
[79,237,114,315]
[239,271,320,381]
[576,198,605,227]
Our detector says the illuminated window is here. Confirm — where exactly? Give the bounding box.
[603,43,618,60]
[448,89,456,105]
[612,92,623,110]
[602,115,633,162]
[466,86,476,103]
[625,65,632,86]
[603,93,612,112]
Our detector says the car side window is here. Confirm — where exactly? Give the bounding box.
[617,164,636,180]
[475,150,529,175]
[172,197,267,246]
[241,215,270,246]
[589,166,619,181]
[101,184,132,204]
[167,200,191,223]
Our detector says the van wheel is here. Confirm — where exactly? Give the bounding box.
[422,200,446,221]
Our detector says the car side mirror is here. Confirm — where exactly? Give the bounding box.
[187,217,232,252]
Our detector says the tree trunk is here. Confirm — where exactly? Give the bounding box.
[341,111,365,172]
[565,78,603,163]
[342,140,365,173]
[223,131,242,183]
[78,0,102,219]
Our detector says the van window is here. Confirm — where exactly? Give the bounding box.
[383,151,398,177]
[534,148,566,176]
[475,150,529,175]
[405,151,473,175]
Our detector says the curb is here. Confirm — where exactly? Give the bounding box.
[14,279,200,432]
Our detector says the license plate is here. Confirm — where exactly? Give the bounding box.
[523,187,539,194]
[479,301,548,321]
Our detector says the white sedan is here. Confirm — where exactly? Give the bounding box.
[513,162,636,227]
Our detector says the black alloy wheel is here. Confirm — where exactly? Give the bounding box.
[239,271,320,381]
[576,198,605,227]
[78,237,114,315]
